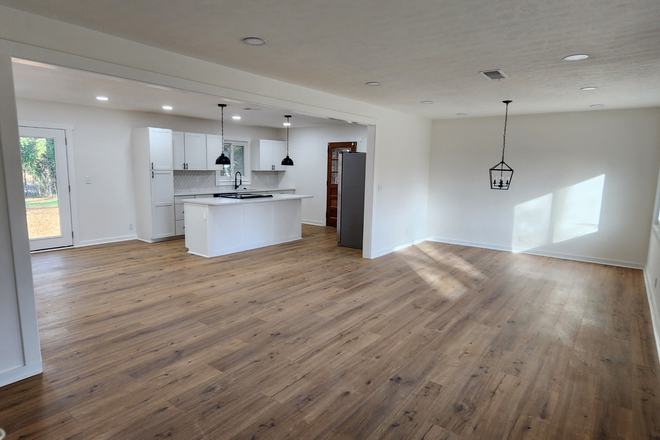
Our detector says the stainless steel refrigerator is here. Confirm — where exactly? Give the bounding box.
[337,152,366,249]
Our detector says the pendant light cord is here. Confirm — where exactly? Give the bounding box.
[221,105,224,139]
[501,101,509,163]
[286,116,290,156]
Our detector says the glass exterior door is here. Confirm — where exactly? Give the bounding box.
[19,126,73,251]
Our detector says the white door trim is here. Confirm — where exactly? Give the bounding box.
[0,51,42,388]
[19,120,79,247]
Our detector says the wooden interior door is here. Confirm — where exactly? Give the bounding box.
[326,142,356,228]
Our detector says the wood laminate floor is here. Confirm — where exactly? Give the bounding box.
[1,225,659,439]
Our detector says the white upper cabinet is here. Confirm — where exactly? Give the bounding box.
[206,134,225,171]
[173,131,207,170]
[149,128,174,170]
[172,131,185,170]
[252,139,287,171]
[183,132,207,170]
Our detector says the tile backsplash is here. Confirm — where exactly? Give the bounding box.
[251,171,282,188]
[174,170,283,193]
[173,171,216,192]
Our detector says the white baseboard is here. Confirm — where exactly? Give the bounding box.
[429,236,645,269]
[0,362,42,389]
[370,236,433,259]
[643,269,660,367]
[302,220,325,227]
[78,234,137,247]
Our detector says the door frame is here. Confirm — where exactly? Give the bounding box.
[19,121,80,248]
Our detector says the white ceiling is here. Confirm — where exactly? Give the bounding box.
[3,0,660,119]
[11,60,349,128]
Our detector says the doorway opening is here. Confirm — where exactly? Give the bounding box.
[326,142,356,228]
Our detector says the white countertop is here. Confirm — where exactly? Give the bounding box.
[174,187,296,196]
[183,194,312,206]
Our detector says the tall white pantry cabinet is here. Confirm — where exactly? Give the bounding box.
[132,127,175,242]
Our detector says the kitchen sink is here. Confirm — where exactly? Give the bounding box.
[217,193,274,199]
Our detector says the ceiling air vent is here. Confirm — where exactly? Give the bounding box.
[479,69,509,80]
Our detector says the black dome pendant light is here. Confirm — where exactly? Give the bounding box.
[215,104,231,165]
[281,115,294,166]
[489,100,514,190]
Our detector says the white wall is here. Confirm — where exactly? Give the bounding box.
[372,114,432,256]
[279,124,369,226]
[17,98,282,245]
[428,108,660,268]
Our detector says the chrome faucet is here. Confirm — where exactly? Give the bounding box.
[234,171,242,190]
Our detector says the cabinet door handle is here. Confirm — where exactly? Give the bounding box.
[151,162,154,170]
[152,171,154,178]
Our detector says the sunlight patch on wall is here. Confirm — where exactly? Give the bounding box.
[512,193,553,252]
[552,174,605,244]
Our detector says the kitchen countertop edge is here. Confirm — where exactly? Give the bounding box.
[182,194,312,206]
[174,188,296,197]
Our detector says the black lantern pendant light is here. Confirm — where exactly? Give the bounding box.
[215,104,231,165]
[281,115,294,166]
[489,100,514,190]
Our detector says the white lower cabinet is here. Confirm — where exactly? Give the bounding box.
[175,196,185,236]
[175,220,185,236]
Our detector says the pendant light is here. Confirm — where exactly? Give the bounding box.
[489,100,514,190]
[281,115,294,166]
[215,104,231,165]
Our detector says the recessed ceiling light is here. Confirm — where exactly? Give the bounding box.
[590,104,604,108]
[456,113,467,116]
[581,87,598,91]
[96,96,108,101]
[162,105,173,110]
[232,116,241,120]
[563,54,589,61]
[365,81,381,86]
[283,121,292,126]
[145,84,173,92]
[421,101,433,104]
[243,37,267,46]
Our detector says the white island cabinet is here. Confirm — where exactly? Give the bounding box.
[183,194,312,258]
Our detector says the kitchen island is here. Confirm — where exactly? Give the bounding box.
[183,194,312,258]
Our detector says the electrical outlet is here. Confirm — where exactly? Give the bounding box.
[85,176,91,184]
[129,223,133,230]
[377,184,383,192]
[518,235,524,242]
[406,229,409,236]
